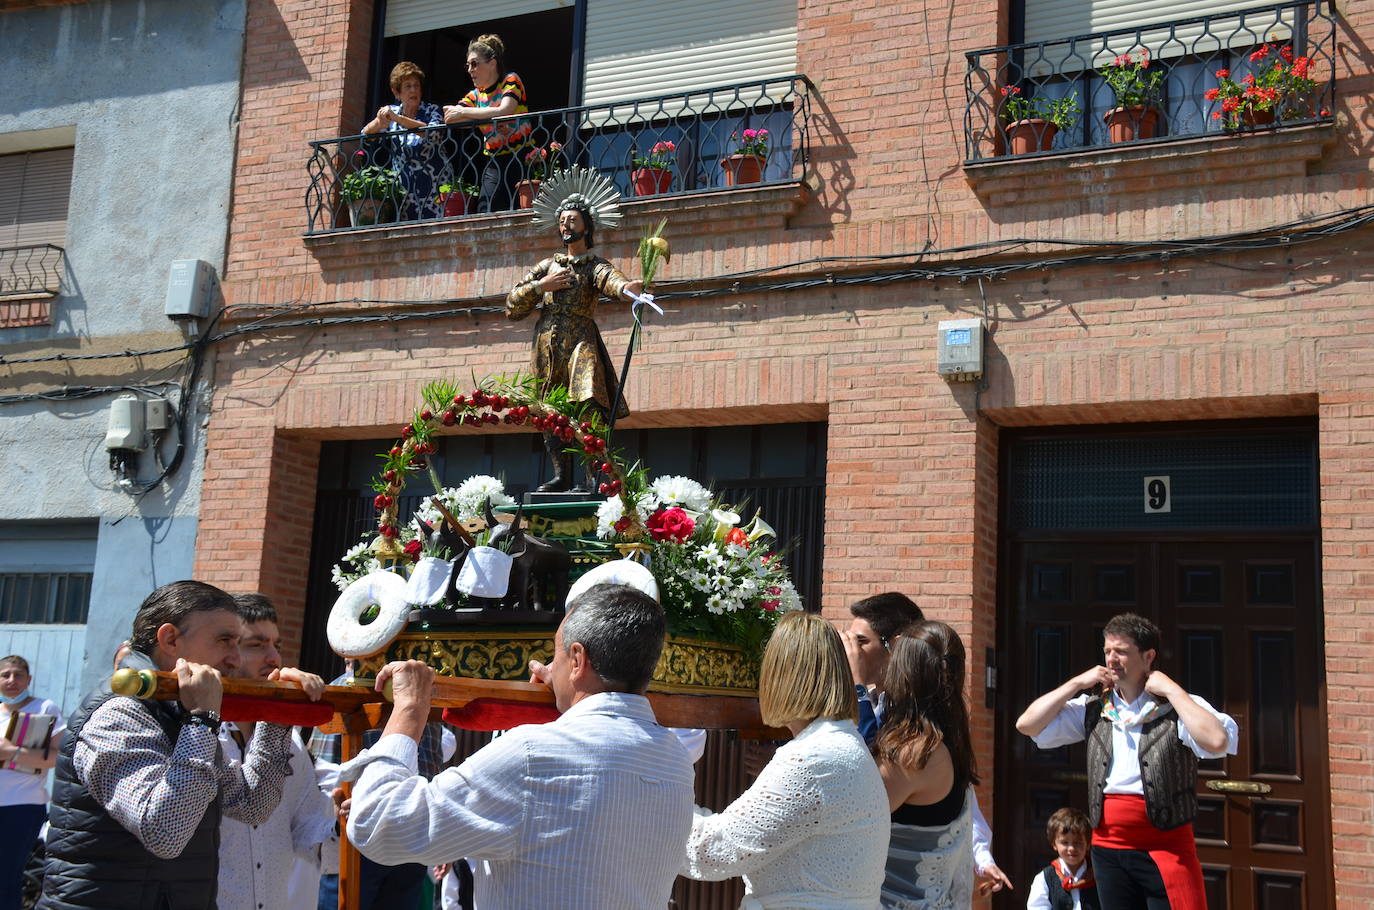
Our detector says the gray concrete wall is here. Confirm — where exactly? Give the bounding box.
[0,0,245,709]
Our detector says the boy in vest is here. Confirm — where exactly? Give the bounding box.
[1014,613,1237,910]
[1026,807,1099,910]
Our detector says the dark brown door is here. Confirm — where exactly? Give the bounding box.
[996,538,1330,910]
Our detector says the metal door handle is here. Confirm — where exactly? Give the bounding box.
[1051,770,1090,783]
[1206,779,1273,794]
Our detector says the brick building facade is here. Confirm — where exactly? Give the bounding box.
[198,0,1372,905]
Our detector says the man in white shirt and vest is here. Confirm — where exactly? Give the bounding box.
[1015,612,1238,910]
[341,583,694,910]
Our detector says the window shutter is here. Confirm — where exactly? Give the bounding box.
[581,0,797,110]
[1023,0,1294,70]
[384,0,571,38]
[0,147,73,249]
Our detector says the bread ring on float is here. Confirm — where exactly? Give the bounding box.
[565,558,660,608]
[327,571,410,658]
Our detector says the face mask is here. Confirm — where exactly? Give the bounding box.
[0,689,30,706]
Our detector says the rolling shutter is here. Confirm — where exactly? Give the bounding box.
[1023,0,1293,70]
[582,0,797,110]
[384,0,571,38]
[0,147,73,249]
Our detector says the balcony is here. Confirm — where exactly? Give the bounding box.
[305,76,811,236]
[0,243,63,300]
[962,0,1336,163]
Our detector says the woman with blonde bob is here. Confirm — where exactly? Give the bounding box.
[682,611,890,908]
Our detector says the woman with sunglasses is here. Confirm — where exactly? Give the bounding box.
[443,34,533,213]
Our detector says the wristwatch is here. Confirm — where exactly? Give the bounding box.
[181,708,223,732]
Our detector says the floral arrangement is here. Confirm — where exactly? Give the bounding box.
[1100,51,1164,109]
[1205,44,1322,129]
[730,128,770,158]
[523,141,565,181]
[332,473,518,592]
[345,357,804,653]
[999,85,1081,129]
[632,140,676,171]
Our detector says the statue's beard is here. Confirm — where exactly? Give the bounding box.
[561,229,585,244]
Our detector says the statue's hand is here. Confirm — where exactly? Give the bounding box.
[624,279,645,298]
[538,263,573,293]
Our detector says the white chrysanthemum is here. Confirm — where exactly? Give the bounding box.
[650,475,712,511]
[330,565,349,592]
[342,541,371,566]
[777,579,803,611]
[737,577,759,597]
[724,542,749,559]
[596,492,658,538]
[419,475,516,527]
[706,593,727,615]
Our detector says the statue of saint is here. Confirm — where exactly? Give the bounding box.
[507,168,644,492]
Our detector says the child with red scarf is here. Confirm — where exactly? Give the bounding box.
[1027,808,1099,910]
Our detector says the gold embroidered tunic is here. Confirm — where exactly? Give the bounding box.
[506,252,631,418]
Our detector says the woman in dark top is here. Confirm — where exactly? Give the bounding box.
[874,621,978,908]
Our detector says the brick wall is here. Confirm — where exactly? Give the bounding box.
[205,0,1374,902]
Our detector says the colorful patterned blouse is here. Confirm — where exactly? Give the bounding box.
[459,72,533,155]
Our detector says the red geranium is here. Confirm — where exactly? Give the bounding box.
[647,507,695,543]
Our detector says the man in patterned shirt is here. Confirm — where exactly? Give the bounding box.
[39,581,309,910]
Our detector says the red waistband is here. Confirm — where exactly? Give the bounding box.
[1093,795,1196,851]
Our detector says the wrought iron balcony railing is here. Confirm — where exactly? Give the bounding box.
[0,243,64,299]
[963,0,1336,162]
[306,75,811,234]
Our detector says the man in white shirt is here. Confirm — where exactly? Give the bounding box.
[343,583,694,910]
[217,594,336,910]
[1015,613,1238,910]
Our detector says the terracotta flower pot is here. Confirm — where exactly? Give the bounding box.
[515,179,541,209]
[347,198,397,227]
[442,192,475,217]
[1232,107,1277,129]
[1104,106,1161,143]
[1005,119,1058,155]
[720,154,765,187]
[632,167,673,196]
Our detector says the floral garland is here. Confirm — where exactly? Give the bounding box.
[345,375,804,652]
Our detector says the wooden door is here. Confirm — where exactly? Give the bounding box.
[996,538,1330,910]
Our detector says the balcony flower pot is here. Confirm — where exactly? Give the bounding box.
[1005,118,1059,155]
[441,191,475,217]
[1226,107,1277,130]
[1104,106,1161,143]
[515,179,540,209]
[347,198,397,227]
[632,167,673,196]
[720,154,765,187]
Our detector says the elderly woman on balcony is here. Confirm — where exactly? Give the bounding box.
[362,61,448,221]
[443,34,533,213]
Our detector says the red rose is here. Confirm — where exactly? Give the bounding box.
[403,539,423,562]
[646,507,695,543]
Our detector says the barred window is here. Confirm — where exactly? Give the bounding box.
[0,572,92,624]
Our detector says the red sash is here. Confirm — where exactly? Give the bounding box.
[1094,794,1207,910]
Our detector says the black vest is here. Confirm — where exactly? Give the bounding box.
[39,651,221,910]
[1084,696,1198,831]
[1041,865,1101,910]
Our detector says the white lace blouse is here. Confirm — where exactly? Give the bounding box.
[682,718,890,909]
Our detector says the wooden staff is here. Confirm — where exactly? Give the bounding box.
[109,667,779,734]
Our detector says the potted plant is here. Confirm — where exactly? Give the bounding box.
[1100,51,1165,142]
[437,179,481,217]
[721,128,769,186]
[631,140,676,196]
[1205,44,1322,130]
[517,142,565,208]
[341,165,403,226]
[1000,86,1080,154]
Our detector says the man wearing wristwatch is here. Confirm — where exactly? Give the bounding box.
[39,581,304,910]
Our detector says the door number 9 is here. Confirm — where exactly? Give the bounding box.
[1144,476,1171,513]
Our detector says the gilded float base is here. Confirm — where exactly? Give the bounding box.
[356,629,759,697]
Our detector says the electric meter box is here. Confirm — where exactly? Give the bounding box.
[106,395,146,452]
[164,259,214,319]
[937,317,984,382]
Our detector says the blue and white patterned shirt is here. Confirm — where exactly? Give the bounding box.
[344,691,695,910]
[72,697,292,860]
